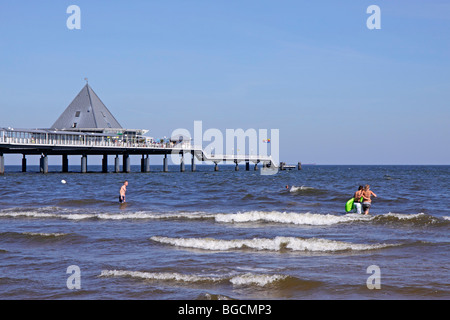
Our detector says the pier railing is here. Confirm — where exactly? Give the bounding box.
[0,128,195,151]
[203,153,270,162]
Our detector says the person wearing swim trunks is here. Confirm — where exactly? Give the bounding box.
[119,180,128,203]
[353,185,364,214]
[362,184,377,215]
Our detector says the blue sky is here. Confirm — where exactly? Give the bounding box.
[0,0,449,165]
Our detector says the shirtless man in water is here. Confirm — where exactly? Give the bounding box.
[353,186,364,214]
[119,181,128,203]
[362,184,377,215]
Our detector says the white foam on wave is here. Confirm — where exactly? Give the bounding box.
[150,236,393,252]
[229,273,288,286]
[23,232,68,237]
[384,212,426,220]
[0,211,93,220]
[290,186,315,192]
[100,269,288,287]
[100,270,222,283]
[0,211,59,219]
[94,212,209,220]
[380,212,450,225]
[215,211,370,226]
[0,210,211,221]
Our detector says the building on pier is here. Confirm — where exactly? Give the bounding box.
[51,83,150,145]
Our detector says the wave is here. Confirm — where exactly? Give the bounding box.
[22,232,69,238]
[99,269,311,288]
[216,211,448,228]
[290,186,315,192]
[214,211,370,226]
[0,210,212,221]
[1,208,447,227]
[150,236,396,252]
[0,231,69,238]
[374,213,450,227]
[0,231,76,243]
[0,211,95,220]
[100,270,223,284]
[215,211,447,227]
[288,185,326,195]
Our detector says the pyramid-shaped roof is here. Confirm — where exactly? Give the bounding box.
[51,84,122,130]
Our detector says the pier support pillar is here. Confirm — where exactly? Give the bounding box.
[40,154,48,174]
[62,154,69,173]
[22,154,27,172]
[180,152,185,172]
[163,154,168,172]
[245,161,250,171]
[214,162,219,171]
[191,151,196,172]
[114,155,120,173]
[0,153,4,174]
[102,154,108,173]
[141,155,145,173]
[144,155,150,172]
[254,161,259,171]
[234,161,239,171]
[81,154,87,173]
[123,154,130,173]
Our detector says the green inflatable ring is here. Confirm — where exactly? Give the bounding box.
[345,198,355,213]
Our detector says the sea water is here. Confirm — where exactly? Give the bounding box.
[0,165,448,299]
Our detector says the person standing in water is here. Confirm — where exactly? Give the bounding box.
[362,184,377,215]
[119,180,128,203]
[353,185,364,214]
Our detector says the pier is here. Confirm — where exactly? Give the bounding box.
[0,83,275,174]
[0,127,276,174]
